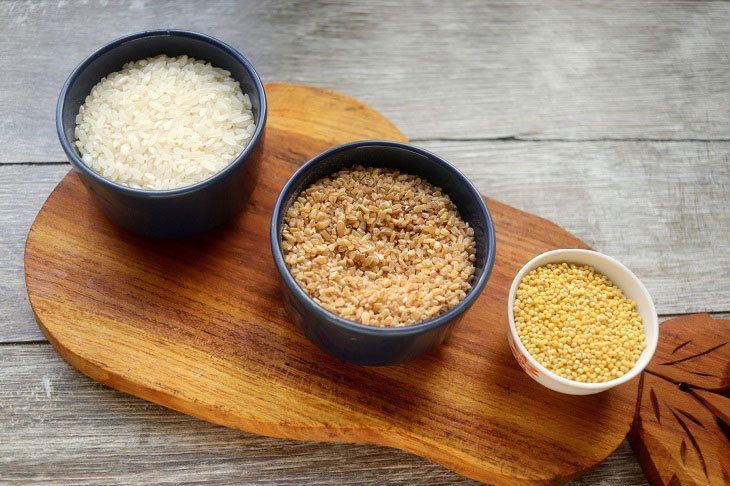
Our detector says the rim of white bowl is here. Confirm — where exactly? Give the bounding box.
[507,249,659,391]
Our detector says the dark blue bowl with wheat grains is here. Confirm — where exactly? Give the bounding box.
[270,141,496,366]
[56,30,267,238]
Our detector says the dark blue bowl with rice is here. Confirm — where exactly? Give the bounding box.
[56,30,267,238]
[270,141,496,366]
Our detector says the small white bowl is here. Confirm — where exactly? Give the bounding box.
[507,249,658,395]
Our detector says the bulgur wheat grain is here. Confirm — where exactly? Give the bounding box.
[282,166,477,327]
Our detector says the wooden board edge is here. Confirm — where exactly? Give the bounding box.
[21,81,637,485]
[264,81,409,144]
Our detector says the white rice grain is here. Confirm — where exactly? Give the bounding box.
[74,54,255,190]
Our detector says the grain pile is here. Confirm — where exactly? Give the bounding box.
[74,54,255,190]
[513,263,647,382]
[282,165,477,327]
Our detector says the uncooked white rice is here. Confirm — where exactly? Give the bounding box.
[74,54,255,190]
[282,166,477,327]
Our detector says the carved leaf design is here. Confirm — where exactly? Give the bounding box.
[652,316,729,392]
[628,314,730,486]
[679,439,687,465]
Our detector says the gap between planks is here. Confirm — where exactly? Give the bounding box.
[410,137,730,143]
[4,136,730,167]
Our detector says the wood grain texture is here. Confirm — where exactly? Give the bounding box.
[628,314,730,485]
[6,315,728,484]
[0,164,69,343]
[25,83,638,485]
[418,140,730,315]
[0,344,649,485]
[5,141,729,343]
[4,0,730,162]
[5,1,730,484]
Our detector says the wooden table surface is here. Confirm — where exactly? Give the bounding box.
[2,1,729,484]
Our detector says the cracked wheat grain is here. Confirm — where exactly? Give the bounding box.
[282,166,477,327]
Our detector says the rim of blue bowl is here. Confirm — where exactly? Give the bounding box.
[270,140,497,337]
[56,29,267,197]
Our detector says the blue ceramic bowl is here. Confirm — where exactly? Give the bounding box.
[270,141,496,366]
[56,30,267,238]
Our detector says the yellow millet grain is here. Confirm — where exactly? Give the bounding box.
[282,165,477,327]
[513,262,647,383]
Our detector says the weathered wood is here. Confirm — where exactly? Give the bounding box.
[3,315,726,484]
[4,0,730,162]
[4,138,729,342]
[417,140,730,315]
[0,164,69,342]
[0,343,648,485]
[25,83,639,485]
[4,2,730,483]
[628,314,730,485]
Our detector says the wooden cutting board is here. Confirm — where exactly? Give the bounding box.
[25,82,639,485]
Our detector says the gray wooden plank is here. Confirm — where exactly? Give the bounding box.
[0,164,68,342]
[3,1,729,484]
[419,139,730,315]
[4,138,729,342]
[4,0,730,163]
[6,316,730,483]
[0,343,648,485]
